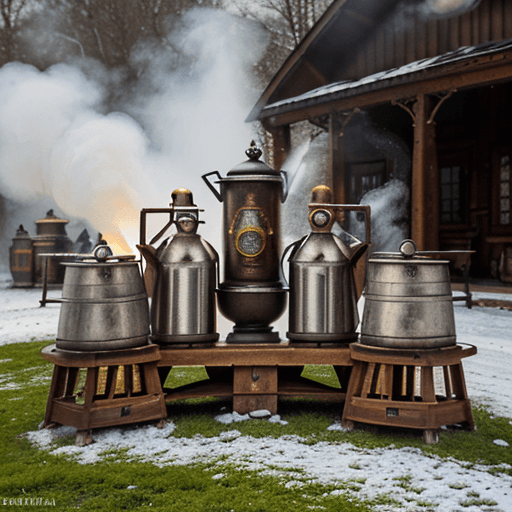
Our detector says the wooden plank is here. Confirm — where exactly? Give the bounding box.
[443,365,453,399]
[405,18,416,64]
[460,12,472,47]
[158,345,353,367]
[420,367,436,402]
[416,17,427,60]
[41,344,160,367]
[471,7,480,45]
[479,0,491,42]
[361,362,375,398]
[350,343,476,366]
[427,19,438,58]
[449,16,460,51]
[491,0,504,41]
[504,0,512,39]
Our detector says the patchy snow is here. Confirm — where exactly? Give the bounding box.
[2,270,512,511]
[25,423,512,511]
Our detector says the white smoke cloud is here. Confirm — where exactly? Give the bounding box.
[417,0,481,18]
[0,8,268,264]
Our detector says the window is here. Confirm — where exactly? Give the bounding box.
[440,165,464,224]
[348,160,387,202]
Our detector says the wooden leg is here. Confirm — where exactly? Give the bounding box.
[76,430,93,446]
[43,365,63,427]
[233,366,278,415]
[423,430,439,445]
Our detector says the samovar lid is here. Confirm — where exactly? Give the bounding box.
[227,141,281,177]
[13,224,31,238]
[35,209,69,225]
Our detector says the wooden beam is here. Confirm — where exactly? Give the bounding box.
[266,124,291,170]
[411,94,439,251]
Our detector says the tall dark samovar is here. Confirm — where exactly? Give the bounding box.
[202,142,288,343]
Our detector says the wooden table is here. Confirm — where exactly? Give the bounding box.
[157,342,353,415]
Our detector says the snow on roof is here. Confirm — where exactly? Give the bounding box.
[261,38,512,116]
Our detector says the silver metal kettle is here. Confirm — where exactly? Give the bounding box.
[285,185,371,343]
[138,189,219,345]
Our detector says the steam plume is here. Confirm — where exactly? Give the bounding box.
[0,8,267,265]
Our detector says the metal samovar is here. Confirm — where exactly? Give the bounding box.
[138,189,219,345]
[285,185,370,343]
[202,142,288,343]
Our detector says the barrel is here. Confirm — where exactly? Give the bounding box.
[360,253,456,349]
[32,211,73,286]
[56,260,150,351]
[9,225,33,287]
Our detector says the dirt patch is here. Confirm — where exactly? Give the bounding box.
[472,298,512,311]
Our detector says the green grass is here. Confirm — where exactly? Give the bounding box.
[1,341,512,511]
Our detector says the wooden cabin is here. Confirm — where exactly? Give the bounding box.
[248,0,512,281]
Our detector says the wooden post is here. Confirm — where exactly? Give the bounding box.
[411,94,440,251]
[267,124,291,170]
[329,113,342,202]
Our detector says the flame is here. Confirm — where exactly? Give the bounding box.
[101,229,133,255]
[93,190,142,256]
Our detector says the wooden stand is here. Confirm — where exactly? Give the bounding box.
[341,343,476,443]
[157,343,353,415]
[41,344,167,445]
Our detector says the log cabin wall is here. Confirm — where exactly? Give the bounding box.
[343,0,512,81]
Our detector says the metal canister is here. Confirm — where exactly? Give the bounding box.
[9,225,33,287]
[56,250,150,351]
[202,142,288,343]
[138,189,219,345]
[360,240,456,349]
[32,210,73,285]
[286,186,370,342]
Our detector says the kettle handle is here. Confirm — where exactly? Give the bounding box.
[334,204,371,244]
[280,236,307,286]
[280,170,289,203]
[202,171,223,202]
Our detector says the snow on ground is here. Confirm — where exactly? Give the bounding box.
[2,270,512,511]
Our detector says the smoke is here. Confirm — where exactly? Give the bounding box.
[0,8,268,266]
[417,0,481,18]
[350,179,410,253]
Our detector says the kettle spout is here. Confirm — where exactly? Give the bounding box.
[347,241,369,267]
[136,244,158,297]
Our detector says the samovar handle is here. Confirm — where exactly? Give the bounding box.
[202,171,223,202]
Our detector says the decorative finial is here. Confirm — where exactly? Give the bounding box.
[245,140,262,161]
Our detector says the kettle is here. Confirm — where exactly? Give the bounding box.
[138,189,219,345]
[285,185,371,343]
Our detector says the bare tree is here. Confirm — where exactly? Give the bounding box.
[12,0,224,70]
[0,0,30,64]
[233,0,331,88]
